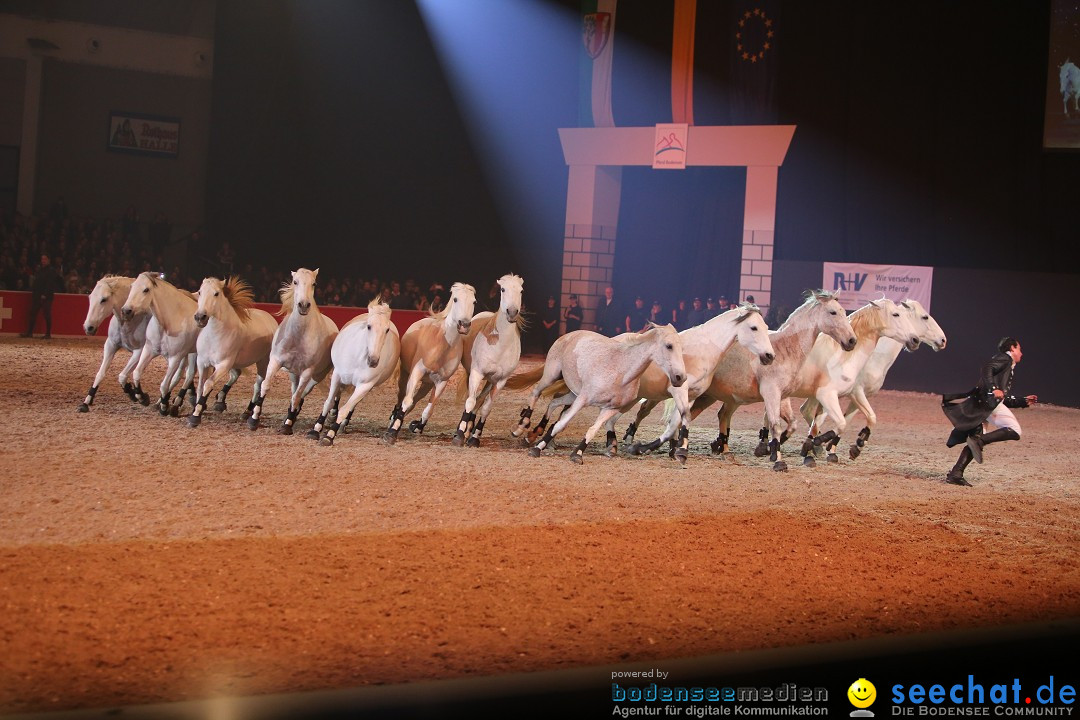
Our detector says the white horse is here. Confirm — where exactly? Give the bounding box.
[797,298,946,460]
[520,304,776,464]
[78,275,149,411]
[311,299,399,446]
[688,290,857,471]
[1061,60,1080,117]
[777,298,920,466]
[247,268,339,434]
[187,276,277,428]
[451,273,526,447]
[121,272,201,415]
[383,282,476,444]
[505,325,687,464]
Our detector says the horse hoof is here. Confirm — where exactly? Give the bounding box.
[800,439,815,456]
[569,453,583,465]
[466,436,480,448]
[247,417,259,431]
[186,415,202,428]
[753,442,769,458]
[849,445,861,460]
[278,425,294,436]
[773,461,788,472]
[769,450,778,463]
[803,456,817,468]
[169,405,180,418]
[451,431,465,447]
[528,446,541,457]
[629,442,644,456]
[319,436,334,447]
[827,453,839,464]
[213,402,226,413]
[674,448,688,465]
[76,403,89,413]
[856,438,865,448]
[709,440,724,454]
[519,436,531,447]
[409,420,424,434]
[158,405,169,417]
[138,396,150,407]
[382,431,398,445]
[723,452,735,462]
[306,429,321,440]
[606,445,618,458]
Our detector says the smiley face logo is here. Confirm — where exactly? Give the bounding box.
[848,678,877,709]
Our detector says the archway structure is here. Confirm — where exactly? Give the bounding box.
[558,124,794,330]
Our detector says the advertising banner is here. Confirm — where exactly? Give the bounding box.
[823,262,933,311]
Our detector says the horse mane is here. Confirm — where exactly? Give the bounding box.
[222,276,254,321]
[367,296,391,319]
[848,301,886,338]
[776,290,836,332]
[733,302,761,323]
[276,282,293,317]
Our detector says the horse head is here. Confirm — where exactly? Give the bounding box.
[647,323,686,388]
[496,273,523,323]
[362,299,394,369]
[121,272,158,321]
[288,268,318,316]
[808,290,857,351]
[902,299,947,351]
[866,298,920,352]
[85,275,126,335]
[446,282,476,335]
[731,304,775,365]
[194,277,226,328]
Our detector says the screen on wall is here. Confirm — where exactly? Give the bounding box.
[1044,0,1080,149]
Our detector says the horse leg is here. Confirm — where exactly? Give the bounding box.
[465,379,504,448]
[453,371,485,446]
[384,367,426,444]
[567,407,622,465]
[213,368,241,412]
[629,400,672,456]
[248,357,282,431]
[130,345,155,407]
[189,363,231,428]
[309,372,342,440]
[320,380,376,446]
[414,378,450,435]
[809,389,848,464]
[118,347,143,403]
[603,412,621,457]
[246,362,267,423]
[79,338,121,412]
[280,369,313,435]
[156,355,185,416]
[529,394,587,458]
[760,387,788,471]
[846,388,876,459]
[527,391,571,444]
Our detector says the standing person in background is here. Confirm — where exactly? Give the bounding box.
[20,254,63,339]
[541,295,560,350]
[563,293,583,334]
[672,298,688,330]
[625,295,649,334]
[595,285,622,337]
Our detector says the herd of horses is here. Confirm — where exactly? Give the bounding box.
[78,269,946,469]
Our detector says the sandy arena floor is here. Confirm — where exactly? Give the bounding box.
[1,336,1078,715]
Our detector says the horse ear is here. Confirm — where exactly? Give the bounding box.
[291,270,297,281]
[313,268,320,279]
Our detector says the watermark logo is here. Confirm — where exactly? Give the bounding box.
[849,678,877,717]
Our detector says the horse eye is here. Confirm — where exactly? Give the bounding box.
[385,328,389,334]
[665,343,673,350]
[214,291,219,297]
[750,325,758,331]
[100,298,106,304]
[892,312,900,317]
[453,298,458,303]
[500,287,504,293]
[293,280,298,286]
[923,315,929,320]
[143,288,149,293]
[829,310,836,315]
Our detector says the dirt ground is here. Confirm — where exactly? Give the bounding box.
[1,336,1078,715]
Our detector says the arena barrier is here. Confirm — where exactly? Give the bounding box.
[0,290,428,339]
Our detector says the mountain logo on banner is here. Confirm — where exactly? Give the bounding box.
[653,124,688,169]
[583,12,612,59]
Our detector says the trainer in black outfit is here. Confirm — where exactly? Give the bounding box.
[21,254,64,339]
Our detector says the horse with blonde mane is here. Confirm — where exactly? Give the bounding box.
[383,282,475,444]
[451,273,526,447]
[187,276,277,428]
[78,275,149,411]
[310,298,399,446]
[247,268,338,433]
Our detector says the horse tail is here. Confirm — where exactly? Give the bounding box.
[542,378,569,398]
[660,397,677,424]
[504,365,544,391]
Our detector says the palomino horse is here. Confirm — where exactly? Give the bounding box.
[311,299,399,446]
[247,268,339,433]
[797,298,946,460]
[451,273,525,447]
[505,324,687,464]
[79,275,149,411]
[120,272,201,415]
[688,290,857,471]
[187,276,277,428]
[776,298,920,467]
[520,304,776,464]
[383,282,476,444]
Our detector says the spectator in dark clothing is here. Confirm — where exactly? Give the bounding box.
[595,285,622,336]
[672,299,689,330]
[686,297,707,327]
[21,254,64,339]
[625,296,650,334]
[563,294,583,334]
[540,295,560,350]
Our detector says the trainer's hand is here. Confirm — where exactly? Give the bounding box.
[993,389,1004,400]
[1026,394,1038,405]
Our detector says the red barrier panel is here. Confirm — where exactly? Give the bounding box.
[0,291,428,339]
